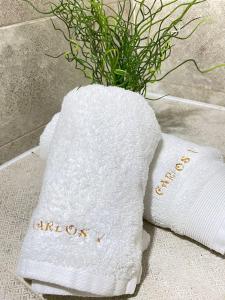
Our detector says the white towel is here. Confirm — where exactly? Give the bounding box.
[31,230,151,297]
[17,84,161,297]
[144,133,225,254]
[40,119,225,254]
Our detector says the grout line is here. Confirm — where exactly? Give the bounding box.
[147,92,225,111]
[0,146,40,171]
[0,0,118,30]
[0,122,48,149]
[0,15,56,30]
[164,82,225,96]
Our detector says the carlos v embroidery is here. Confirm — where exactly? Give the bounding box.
[33,220,105,243]
[154,148,198,196]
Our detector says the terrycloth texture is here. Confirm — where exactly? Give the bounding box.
[17,84,161,297]
[144,133,225,254]
[31,230,150,297]
[2,152,225,300]
[36,89,152,297]
[40,119,225,254]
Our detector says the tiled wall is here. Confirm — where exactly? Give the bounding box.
[147,0,225,106]
[0,1,88,164]
[1,0,224,164]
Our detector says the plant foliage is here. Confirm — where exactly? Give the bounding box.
[24,0,225,97]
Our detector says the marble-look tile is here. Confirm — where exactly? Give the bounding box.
[145,0,225,106]
[0,0,123,164]
[0,0,120,27]
[0,17,87,149]
[0,0,58,27]
[0,125,45,165]
[150,83,225,107]
[150,100,225,155]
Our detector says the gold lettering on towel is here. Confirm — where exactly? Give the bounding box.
[45,222,54,231]
[160,179,170,187]
[154,148,198,197]
[33,220,95,241]
[35,220,45,230]
[55,225,63,233]
[176,163,184,171]
[79,229,89,238]
[181,156,191,163]
[66,225,77,235]
[155,186,163,196]
[165,171,176,180]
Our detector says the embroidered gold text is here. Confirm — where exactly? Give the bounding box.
[33,220,89,238]
[33,220,105,243]
[154,148,198,196]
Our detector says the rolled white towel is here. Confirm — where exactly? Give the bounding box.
[40,115,225,254]
[32,229,151,297]
[145,133,225,254]
[17,84,161,297]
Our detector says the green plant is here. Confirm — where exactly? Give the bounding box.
[24,0,225,98]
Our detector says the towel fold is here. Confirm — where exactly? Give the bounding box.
[31,229,151,296]
[17,84,161,296]
[31,230,151,296]
[40,117,225,254]
[144,133,225,254]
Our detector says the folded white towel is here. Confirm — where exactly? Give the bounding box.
[144,133,225,254]
[31,230,151,297]
[31,229,151,297]
[40,119,225,254]
[17,84,161,297]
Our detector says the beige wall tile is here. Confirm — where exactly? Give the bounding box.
[0,125,45,164]
[150,100,225,155]
[0,0,120,164]
[144,0,225,106]
[150,83,225,106]
[0,0,118,27]
[0,17,87,152]
[0,0,58,27]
